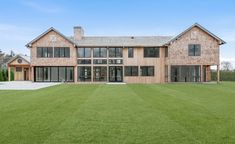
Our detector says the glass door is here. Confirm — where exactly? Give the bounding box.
[109,66,123,82]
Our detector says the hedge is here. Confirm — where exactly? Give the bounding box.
[0,69,14,81]
[211,71,235,81]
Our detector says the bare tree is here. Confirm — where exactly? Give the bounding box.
[221,61,233,71]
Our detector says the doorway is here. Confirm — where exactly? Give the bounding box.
[24,68,29,81]
[109,66,123,82]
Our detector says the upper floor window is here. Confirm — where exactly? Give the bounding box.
[125,66,138,76]
[77,48,91,58]
[37,47,53,58]
[188,44,201,56]
[109,48,123,58]
[140,66,154,76]
[54,47,70,58]
[128,48,134,58]
[144,47,159,58]
[93,48,107,58]
[165,48,168,57]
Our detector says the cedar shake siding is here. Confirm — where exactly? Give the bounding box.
[30,31,77,66]
[24,23,225,83]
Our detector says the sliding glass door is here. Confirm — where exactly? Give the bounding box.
[35,67,74,82]
[171,65,201,82]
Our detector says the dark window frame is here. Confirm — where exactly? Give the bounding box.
[109,47,123,58]
[128,48,134,58]
[165,48,168,57]
[144,47,160,58]
[140,66,155,76]
[77,59,92,64]
[34,66,74,82]
[77,48,91,58]
[93,66,107,82]
[77,66,92,82]
[93,59,107,64]
[37,47,53,58]
[188,44,201,56]
[93,48,107,58]
[125,66,138,76]
[54,47,70,58]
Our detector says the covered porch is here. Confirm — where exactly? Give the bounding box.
[7,55,31,81]
[167,65,220,83]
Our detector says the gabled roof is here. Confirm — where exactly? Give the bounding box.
[7,54,30,65]
[70,36,172,47]
[26,27,78,48]
[166,23,226,45]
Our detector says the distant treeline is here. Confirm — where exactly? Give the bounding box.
[211,71,235,81]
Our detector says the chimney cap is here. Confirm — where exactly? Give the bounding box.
[74,26,83,29]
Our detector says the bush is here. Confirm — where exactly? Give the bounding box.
[0,68,14,81]
[211,71,235,81]
[0,69,3,81]
[10,70,14,81]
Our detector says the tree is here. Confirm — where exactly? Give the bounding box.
[221,61,233,71]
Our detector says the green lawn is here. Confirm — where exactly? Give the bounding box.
[0,83,235,144]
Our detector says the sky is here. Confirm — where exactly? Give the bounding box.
[0,0,235,67]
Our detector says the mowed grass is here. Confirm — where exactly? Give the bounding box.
[0,83,235,144]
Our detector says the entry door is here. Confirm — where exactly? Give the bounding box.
[24,68,29,81]
[109,66,123,82]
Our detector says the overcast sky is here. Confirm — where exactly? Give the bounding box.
[0,0,235,66]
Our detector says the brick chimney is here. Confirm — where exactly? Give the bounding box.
[74,26,84,40]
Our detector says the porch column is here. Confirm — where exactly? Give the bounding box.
[217,65,220,84]
[8,66,11,81]
[31,66,34,82]
[201,65,204,82]
[168,65,171,82]
[74,66,77,83]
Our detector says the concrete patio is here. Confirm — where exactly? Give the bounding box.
[0,81,61,90]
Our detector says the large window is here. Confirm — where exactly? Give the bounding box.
[59,67,66,81]
[128,48,134,58]
[37,47,53,58]
[93,59,107,64]
[140,66,154,76]
[109,48,123,57]
[171,65,201,82]
[77,59,92,64]
[188,44,201,56]
[93,66,107,82]
[35,67,43,81]
[77,66,91,82]
[77,48,91,58]
[109,59,123,64]
[144,47,159,58]
[43,67,51,82]
[35,67,74,82]
[125,66,138,76]
[66,67,74,82]
[54,47,70,58]
[51,67,59,82]
[93,48,107,58]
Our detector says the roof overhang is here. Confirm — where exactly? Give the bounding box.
[25,27,78,48]
[7,55,30,66]
[165,23,226,46]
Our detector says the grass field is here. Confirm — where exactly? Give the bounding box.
[0,83,235,144]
